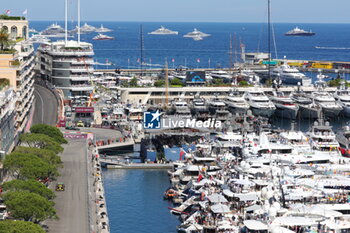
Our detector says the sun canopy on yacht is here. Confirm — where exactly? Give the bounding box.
[222,189,234,197]
[243,220,268,230]
[211,203,231,213]
[270,226,295,233]
[207,193,228,203]
[234,192,259,202]
[272,216,317,227]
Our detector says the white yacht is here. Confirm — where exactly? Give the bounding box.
[29,34,50,44]
[244,90,276,117]
[95,24,112,33]
[333,84,350,117]
[148,26,178,35]
[208,98,230,121]
[225,90,250,115]
[172,100,192,118]
[80,23,97,33]
[306,120,340,155]
[272,64,312,86]
[310,91,342,117]
[190,96,208,114]
[291,90,320,119]
[183,28,210,38]
[209,70,232,81]
[40,23,66,37]
[93,33,114,40]
[268,90,299,119]
[285,27,315,36]
[306,73,342,117]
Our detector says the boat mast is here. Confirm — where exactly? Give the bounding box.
[140,24,144,77]
[78,0,81,44]
[65,0,68,44]
[268,0,271,81]
[165,61,169,108]
[229,34,233,73]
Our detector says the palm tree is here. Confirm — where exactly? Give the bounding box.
[0,28,11,51]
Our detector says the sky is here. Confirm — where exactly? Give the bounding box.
[3,0,350,23]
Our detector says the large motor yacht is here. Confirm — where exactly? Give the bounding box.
[244,90,276,117]
[183,28,210,38]
[148,26,178,35]
[272,64,312,86]
[80,23,97,33]
[93,33,114,40]
[208,98,230,121]
[225,90,250,115]
[336,125,350,157]
[268,90,299,119]
[172,100,192,118]
[209,70,232,82]
[306,120,340,155]
[95,24,112,33]
[40,23,66,37]
[285,27,315,36]
[333,84,350,117]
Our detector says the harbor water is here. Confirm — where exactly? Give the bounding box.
[103,169,179,233]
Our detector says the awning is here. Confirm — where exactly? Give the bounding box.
[243,220,268,230]
[207,193,228,203]
[211,203,231,213]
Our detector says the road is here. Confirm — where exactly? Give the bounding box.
[46,139,89,233]
[33,84,58,126]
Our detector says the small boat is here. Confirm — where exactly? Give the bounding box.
[148,26,178,35]
[92,33,114,40]
[285,27,315,36]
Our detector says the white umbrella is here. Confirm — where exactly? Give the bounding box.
[207,193,228,203]
[211,203,231,213]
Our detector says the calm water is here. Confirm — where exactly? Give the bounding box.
[31,21,350,70]
[103,169,179,233]
[30,21,350,232]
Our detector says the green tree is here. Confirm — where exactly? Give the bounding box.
[170,78,184,86]
[0,220,45,233]
[20,133,63,154]
[2,179,55,200]
[4,191,57,222]
[4,152,59,180]
[30,124,67,144]
[238,80,250,87]
[0,28,12,51]
[154,79,165,87]
[129,77,138,87]
[16,147,62,166]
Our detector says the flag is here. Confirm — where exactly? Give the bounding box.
[106,58,108,63]
[179,149,185,160]
[197,58,200,63]
[172,58,175,63]
[5,10,10,15]
[137,58,140,63]
[197,174,203,183]
[22,9,27,15]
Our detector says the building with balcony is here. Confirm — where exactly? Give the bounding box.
[0,87,16,158]
[0,17,29,40]
[0,19,35,139]
[37,40,95,99]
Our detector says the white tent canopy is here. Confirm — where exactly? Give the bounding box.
[207,193,228,203]
[211,203,231,213]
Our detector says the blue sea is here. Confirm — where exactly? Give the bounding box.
[31,21,350,233]
[31,21,350,71]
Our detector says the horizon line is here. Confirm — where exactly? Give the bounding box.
[28,20,350,25]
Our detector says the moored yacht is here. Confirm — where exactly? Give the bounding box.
[336,125,350,157]
[148,26,178,35]
[209,70,232,82]
[291,90,320,119]
[333,84,350,117]
[268,90,299,119]
[285,26,315,36]
[208,98,230,121]
[308,73,343,118]
[41,23,66,37]
[306,119,340,154]
[244,90,276,117]
[272,64,312,86]
[225,90,249,115]
[172,100,192,118]
[80,22,97,33]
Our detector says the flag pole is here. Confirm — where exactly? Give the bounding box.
[78,0,81,44]
[65,0,68,45]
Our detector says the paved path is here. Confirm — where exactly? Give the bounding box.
[33,84,58,126]
[46,139,89,233]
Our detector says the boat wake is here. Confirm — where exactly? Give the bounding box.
[315,46,350,50]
